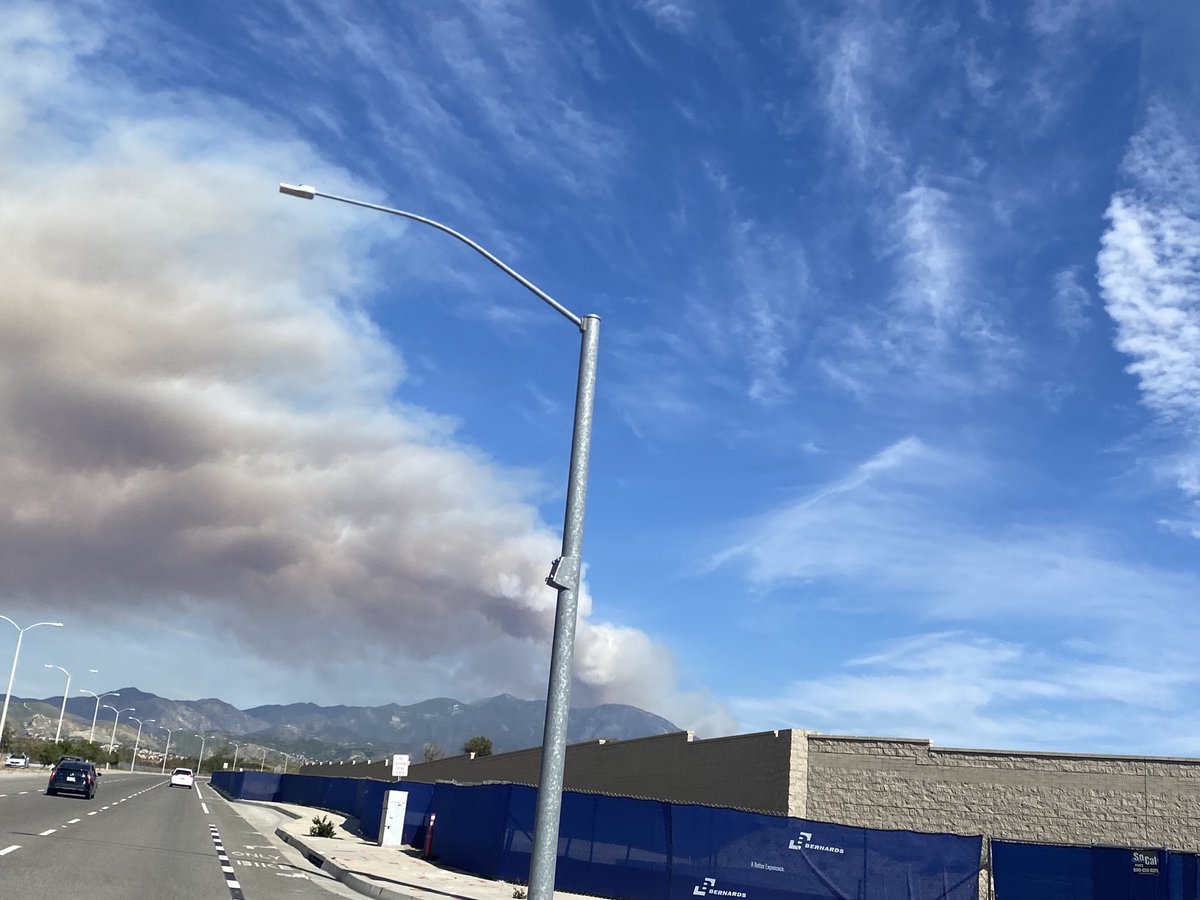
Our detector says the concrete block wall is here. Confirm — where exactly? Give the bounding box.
[805,735,1200,851]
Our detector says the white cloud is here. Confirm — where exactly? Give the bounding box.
[1052,266,1093,339]
[0,3,725,732]
[1098,102,1200,518]
[732,630,1196,751]
[716,438,1200,748]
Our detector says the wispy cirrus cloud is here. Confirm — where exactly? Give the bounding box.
[731,630,1196,752]
[1099,101,1200,524]
[715,437,1200,748]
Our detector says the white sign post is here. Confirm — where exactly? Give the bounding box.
[391,753,410,778]
[379,790,409,847]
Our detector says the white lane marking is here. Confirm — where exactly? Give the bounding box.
[0,845,19,856]
[67,818,81,824]
[100,805,109,810]
[201,802,210,814]
[227,881,241,890]
[19,791,29,795]
[87,811,98,816]
[39,829,55,836]
[195,784,205,799]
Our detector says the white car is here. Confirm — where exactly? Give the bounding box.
[170,767,195,788]
[4,754,28,768]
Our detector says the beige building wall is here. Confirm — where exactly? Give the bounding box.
[301,729,1200,852]
[806,734,1200,851]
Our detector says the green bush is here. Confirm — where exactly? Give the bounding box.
[309,815,336,838]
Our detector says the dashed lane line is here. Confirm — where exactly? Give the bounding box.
[201,802,210,814]
[67,818,81,824]
[208,824,245,900]
[0,846,19,856]
[39,829,55,836]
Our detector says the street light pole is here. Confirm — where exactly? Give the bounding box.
[160,726,174,774]
[194,734,207,775]
[103,705,135,771]
[231,742,241,771]
[80,689,119,744]
[260,747,273,772]
[280,183,601,900]
[0,617,64,751]
[129,717,154,772]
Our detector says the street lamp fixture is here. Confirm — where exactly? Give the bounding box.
[230,742,241,771]
[128,717,154,772]
[160,726,175,774]
[79,689,119,744]
[42,667,94,744]
[194,734,207,775]
[0,617,64,751]
[280,183,601,900]
[103,705,135,770]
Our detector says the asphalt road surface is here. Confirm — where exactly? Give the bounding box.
[0,769,358,899]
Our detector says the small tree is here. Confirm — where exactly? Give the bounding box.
[462,736,493,757]
[1,721,12,753]
[422,742,446,762]
[37,744,58,767]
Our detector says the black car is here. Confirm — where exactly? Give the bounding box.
[46,760,100,799]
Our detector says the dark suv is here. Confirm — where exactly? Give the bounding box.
[46,760,100,799]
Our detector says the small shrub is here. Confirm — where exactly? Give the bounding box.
[309,815,336,838]
[512,888,527,899]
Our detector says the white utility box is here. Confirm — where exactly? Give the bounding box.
[378,790,409,847]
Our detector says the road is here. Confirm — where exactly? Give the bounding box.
[0,769,359,899]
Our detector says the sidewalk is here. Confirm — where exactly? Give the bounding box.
[251,799,597,900]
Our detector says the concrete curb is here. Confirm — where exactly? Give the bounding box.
[275,827,419,900]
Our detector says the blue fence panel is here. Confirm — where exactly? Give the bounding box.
[993,842,1197,900]
[1168,853,1199,900]
[554,790,671,900]
[863,827,981,900]
[228,771,282,801]
[670,804,867,900]
[669,805,980,900]
[430,783,512,878]
[323,776,363,818]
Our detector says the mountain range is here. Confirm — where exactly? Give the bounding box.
[11,689,679,760]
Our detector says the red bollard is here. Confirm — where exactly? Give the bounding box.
[423,813,437,858]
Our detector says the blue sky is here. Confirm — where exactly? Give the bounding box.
[1,0,1198,754]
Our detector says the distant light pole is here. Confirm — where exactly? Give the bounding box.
[43,664,94,744]
[279,183,600,900]
[280,750,293,774]
[260,746,273,772]
[194,734,207,775]
[80,689,120,744]
[128,717,154,772]
[160,726,174,774]
[103,705,135,771]
[0,617,64,752]
[230,742,241,771]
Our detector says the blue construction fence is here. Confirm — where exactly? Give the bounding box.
[992,840,1200,900]
[210,770,981,900]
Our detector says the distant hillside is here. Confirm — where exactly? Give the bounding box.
[17,689,679,759]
